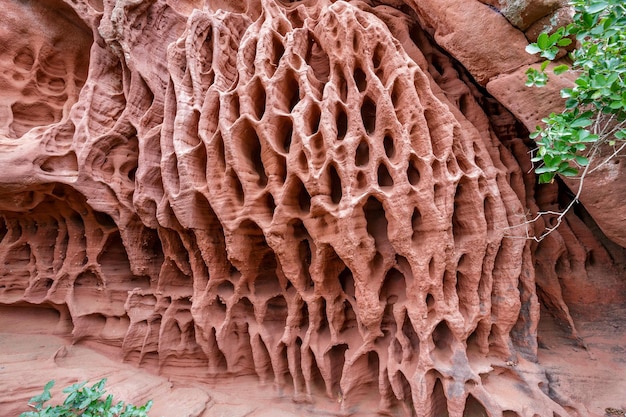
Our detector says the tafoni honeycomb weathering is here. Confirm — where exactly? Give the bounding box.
[0,0,624,416]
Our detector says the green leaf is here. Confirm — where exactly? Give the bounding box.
[537,32,550,50]
[541,47,559,60]
[571,118,592,127]
[541,60,550,72]
[548,30,562,45]
[575,155,590,165]
[526,43,542,54]
[553,64,569,75]
[560,166,580,176]
[557,37,573,46]
[535,165,556,174]
[538,172,555,183]
[587,2,608,14]
[615,130,626,139]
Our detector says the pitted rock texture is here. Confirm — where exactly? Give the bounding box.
[0,1,623,417]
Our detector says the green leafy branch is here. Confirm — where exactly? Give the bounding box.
[20,379,153,417]
[525,0,626,184]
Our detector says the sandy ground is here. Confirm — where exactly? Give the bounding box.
[0,304,624,417]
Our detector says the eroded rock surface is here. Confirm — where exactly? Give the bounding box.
[0,1,624,416]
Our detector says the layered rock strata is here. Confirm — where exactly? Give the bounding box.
[0,1,622,416]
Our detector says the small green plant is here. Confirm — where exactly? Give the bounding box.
[525,0,626,183]
[20,379,153,417]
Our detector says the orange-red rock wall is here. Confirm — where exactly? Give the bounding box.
[0,1,622,416]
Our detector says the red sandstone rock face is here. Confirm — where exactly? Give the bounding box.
[0,1,623,416]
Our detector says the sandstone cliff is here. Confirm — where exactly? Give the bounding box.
[0,0,624,416]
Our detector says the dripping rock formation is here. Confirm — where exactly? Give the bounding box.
[0,0,624,416]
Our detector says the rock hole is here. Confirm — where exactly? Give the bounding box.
[426,293,435,309]
[346,351,379,402]
[277,343,294,389]
[452,178,474,239]
[352,32,361,51]
[255,252,281,297]
[393,371,414,413]
[411,207,422,242]
[339,267,355,298]
[306,348,326,394]
[431,378,449,417]
[335,64,348,102]
[275,154,288,184]
[239,123,267,187]
[484,196,496,232]
[307,104,321,136]
[285,72,300,111]
[423,109,447,158]
[377,163,394,188]
[74,270,102,288]
[341,300,357,334]
[217,280,234,299]
[14,46,35,71]
[30,278,55,298]
[433,321,454,355]
[380,268,406,304]
[41,151,78,175]
[227,170,245,204]
[327,343,348,394]
[269,34,285,74]
[446,156,458,176]
[73,271,104,315]
[372,251,384,272]
[488,324,507,356]
[402,312,420,358]
[300,302,309,330]
[11,102,58,137]
[264,193,276,218]
[336,108,348,140]
[383,134,395,159]
[264,295,288,330]
[297,179,311,213]
[407,157,421,186]
[318,297,329,337]
[372,43,384,69]
[250,77,266,120]
[391,338,403,363]
[288,8,305,28]
[252,335,275,383]
[391,78,404,109]
[381,304,397,342]
[503,412,520,417]
[361,96,377,134]
[230,312,256,373]
[306,35,329,83]
[297,151,308,171]
[466,327,483,355]
[98,230,133,282]
[463,395,488,417]
[355,140,370,166]
[356,171,368,189]
[328,164,342,204]
[0,217,6,242]
[212,132,226,172]
[227,92,240,121]
[276,116,292,153]
[353,67,367,92]
[442,269,455,303]
[364,196,389,252]
[298,238,313,289]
